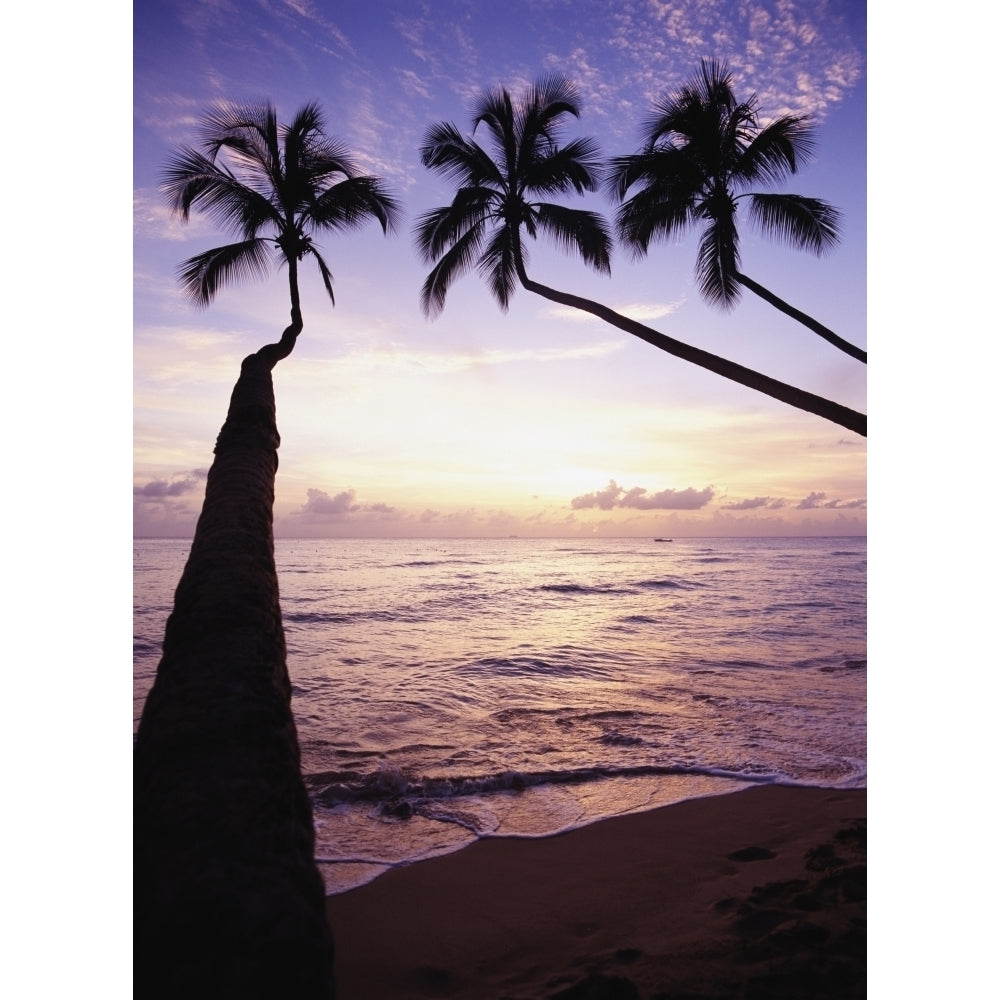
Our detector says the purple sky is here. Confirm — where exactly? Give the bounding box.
[133,0,867,537]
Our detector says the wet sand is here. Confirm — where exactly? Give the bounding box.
[326,784,866,999]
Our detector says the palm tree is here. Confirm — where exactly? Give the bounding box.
[415,78,865,437]
[162,99,400,361]
[135,101,399,998]
[609,59,866,364]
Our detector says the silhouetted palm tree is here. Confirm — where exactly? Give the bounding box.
[416,76,613,316]
[609,59,865,364]
[416,78,865,436]
[135,101,399,999]
[163,99,400,361]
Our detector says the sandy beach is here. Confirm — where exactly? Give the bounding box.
[326,784,866,999]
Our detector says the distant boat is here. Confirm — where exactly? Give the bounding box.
[653,537,673,542]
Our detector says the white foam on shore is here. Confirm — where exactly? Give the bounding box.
[314,772,756,895]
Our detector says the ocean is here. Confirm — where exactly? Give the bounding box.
[133,535,866,895]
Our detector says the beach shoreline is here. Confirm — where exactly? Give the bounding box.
[326,783,866,999]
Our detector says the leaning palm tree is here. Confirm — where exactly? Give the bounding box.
[415,78,865,437]
[134,101,399,999]
[610,59,865,363]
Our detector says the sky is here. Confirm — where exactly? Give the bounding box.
[133,0,867,538]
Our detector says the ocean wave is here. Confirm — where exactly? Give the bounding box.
[284,608,427,625]
[457,654,585,678]
[392,557,489,568]
[636,577,697,590]
[537,582,633,595]
[308,760,800,810]
[763,600,835,611]
[819,659,866,673]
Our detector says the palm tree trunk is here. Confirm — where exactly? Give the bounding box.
[515,264,866,437]
[735,272,867,364]
[134,311,335,999]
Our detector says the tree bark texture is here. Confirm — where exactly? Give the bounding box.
[134,346,335,999]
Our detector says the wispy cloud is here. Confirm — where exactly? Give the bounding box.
[314,339,626,377]
[398,67,432,101]
[544,300,683,324]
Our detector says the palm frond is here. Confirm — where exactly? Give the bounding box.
[612,144,704,200]
[695,214,741,309]
[199,102,281,191]
[696,59,738,112]
[471,86,518,176]
[477,226,519,312]
[643,61,734,148]
[177,239,273,306]
[610,145,701,253]
[522,136,604,195]
[526,76,582,136]
[420,122,504,188]
[305,245,336,306]
[282,102,354,211]
[307,176,402,235]
[285,101,326,144]
[161,146,278,238]
[534,203,612,274]
[736,115,816,186]
[418,223,489,318]
[200,101,276,145]
[519,76,581,164]
[746,194,841,254]
[298,136,359,187]
[614,182,698,255]
[606,151,663,203]
[413,191,495,263]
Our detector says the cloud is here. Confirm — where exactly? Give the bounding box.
[397,67,432,101]
[571,480,625,510]
[822,498,867,510]
[133,469,209,537]
[133,192,210,243]
[612,0,863,122]
[324,339,625,377]
[796,491,866,510]
[571,479,715,511]
[545,301,683,324]
[134,470,208,499]
[722,496,768,511]
[298,487,398,518]
[796,491,827,509]
[302,487,359,514]
[620,486,715,510]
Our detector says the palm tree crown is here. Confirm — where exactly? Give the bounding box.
[415,77,612,317]
[609,60,841,310]
[162,100,400,314]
